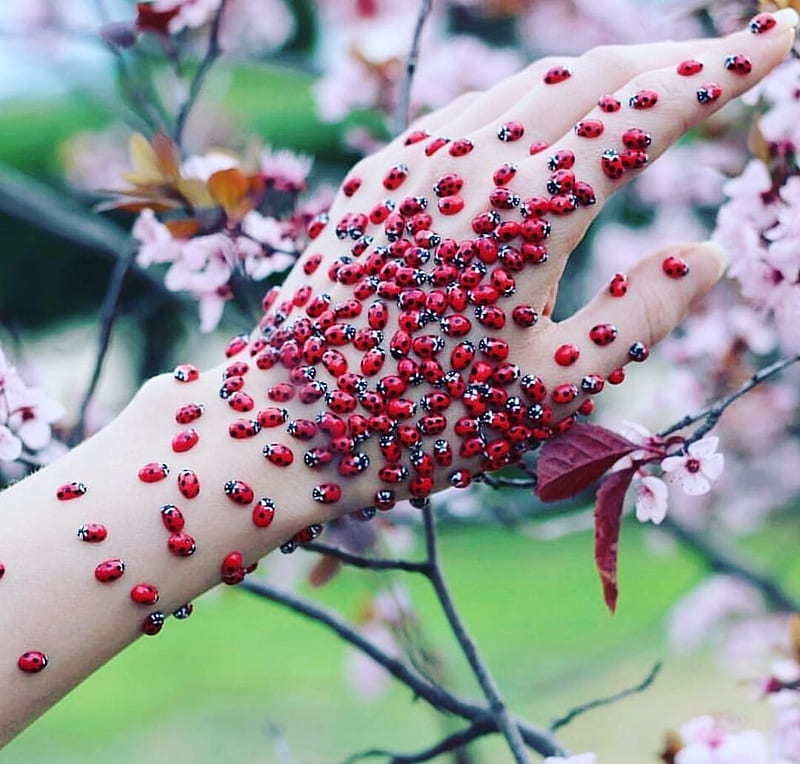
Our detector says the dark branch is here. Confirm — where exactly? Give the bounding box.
[421,506,531,763]
[662,516,800,612]
[303,541,430,574]
[340,720,493,764]
[393,0,432,136]
[173,0,228,148]
[549,662,662,732]
[659,354,800,440]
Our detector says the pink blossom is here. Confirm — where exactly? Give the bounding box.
[676,716,769,764]
[133,209,184,267]
[662,437,725,496]
[0,425,22,462]
[771,703,800,762]
[259,145,312,193]
[544,754,596,764]
[217,0,294,54]
[180,151,239,182]
[634,475,669,524]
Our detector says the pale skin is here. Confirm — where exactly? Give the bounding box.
[0,9,796,749]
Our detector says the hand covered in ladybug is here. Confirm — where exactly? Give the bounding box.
[216,10,797,518]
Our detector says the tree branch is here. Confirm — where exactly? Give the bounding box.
[549,662,662,732]
[421,506,530,763]
[303,541,430,574]
[393,0,432,136]
[173,0,228,148]
[659,354,800,441]
[662,515,800,612]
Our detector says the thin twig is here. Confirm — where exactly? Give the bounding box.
[549,662,662,732]
[303,541,430,573]
[340,720,493,764]
[393,0,432,136]
[421,506,530,763]
[659,354,800,440]
[173,0,228,148]
[662,516,799,612]
[69,249,137,445]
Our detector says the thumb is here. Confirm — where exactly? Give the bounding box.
[548,240,727,377]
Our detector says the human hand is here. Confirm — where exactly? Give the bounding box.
[222,9,797,522]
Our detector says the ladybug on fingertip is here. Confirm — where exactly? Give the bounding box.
[56,481,88,500]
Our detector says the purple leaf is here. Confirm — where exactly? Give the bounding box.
[594,466,637,613]
[536,423,637,502]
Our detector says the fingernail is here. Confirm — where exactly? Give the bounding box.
[696,240,728,281]
[773,8,800,29]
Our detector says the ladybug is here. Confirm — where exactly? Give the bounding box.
[417,413,447,436]
[443,370,467,399]
[160,504,185,533]
[577,399,595,416]
[475,304,506,330]
[421,391,451,412]
[76,522,107,543]
[424,136,450,156]
[342,175,362,197]
[304,447,334,468]
[478,336,509,362]
[141,612,165,636]
[325,323,356,347]
[337,373,368,396]
[288,366,316,386]
[56,480,88,500]
[360,348,386,376]
[520,374,547,402]
[354,276,380,300]
[492,162,518,186]
[696,83,722,104]
[409,449,435,476]
[520,195,551,218]
[307,213,328,240]
[597,94,621,112]
[551,384,579,405]
[622,128,651,149]
[263,443,295,467]
[440,314,472,338]
[219,376,245,399]
[433,173,463,197]
[493,362,521,385]
[609,272,629,297]
[600,149,625,179]
[519,214,550,241]
[390,329,413,359]
[130,583,159,605]
[376,375,406,399]
[412,334,445,359]
[426,290,448,315]
[628,341,650,362]
[447,284,469,311]
[677,59,703,76]
[608,367,626,385]
[408,475,433,498]
[404,128,430,145]
[379,435,402,463]
[573,181,597,206]
[547,169,575,194]
[489,187,519,210]
[581,373,605,394]
[18,651,48,673]
[469,361,494,383]
[316,411,347,437]
[378,464,409,484]
[312,483,342,504]
[287,418,318,441]
[322,348,349,377]
[293,524,323,545]
[224,479,256,504]
[292,284,313,308]
[398,195,428,217]
[543,65,572,84]
[173,602,193,619]
[220,550,244,579]
[95,558,125,583]
[326,390,357,414]
[172,428,200,452]
[574,118,604,138]
[589,323,617,346]
[301,336,325,366]
[369,199,396,225]
[497,120,525,142]
[549,194,578,215]
[138,463,169,484]
[228,419,261,439]
[347,414,371,440]
[450,340,476,371]
[621,149,649,169]
[386,398,417,419]
[252,497,276,528]
[490,267,516,296]
[628,89,659,109]
[529,140,549,155]
[338,452,370,477]
[255,348,279,371]
[257,407,289,428]
[349,236,372,259]
[662,256,690,278]
[547,150,575,171]
[173,363,199,383]
[432,438,454,467]
[177,469,200,499]
[175,402,204,424]
[396,424,422,448]
[750,12,777,34]
[224,334,249,358]
[227,392,254,413]
[448,137,474,157]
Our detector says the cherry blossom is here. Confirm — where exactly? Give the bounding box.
[675,715,770,764]
[662,437,725,497]
[634,474,669,525]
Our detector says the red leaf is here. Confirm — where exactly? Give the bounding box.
[594,466,637,613]
[535,423,637,502]
[136,3,180,35]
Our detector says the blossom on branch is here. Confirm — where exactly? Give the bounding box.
[662,437,725,497]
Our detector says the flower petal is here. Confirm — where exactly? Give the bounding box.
[680,471,711,496]
[701,452,724,481]
[688,436,718,458]
[0,425,23,462]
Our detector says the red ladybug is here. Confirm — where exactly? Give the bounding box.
[597,94,621,112]
[223,360,249,379]
[724,54,752,75]
[338,452,370,477]
[76,523,107,543]
[138,463,169,484]
[450,340,476,371]
[360,348,386,376]
[492,162,518,186]
[478,336,509,362]
[173,602,193,619]
[589,323,618,346]
[253,497,276,528]
[177,469,200,499]
[56,480,88,500]
[224,335,247,358]
[609,272,629,297]
[629,89,659,109]
[342,175,362,197]
[529,140,549,155]
[130,583,159,605]
[225,392,253,413]
[677,59,703,76]
[497,120,525,142]
[175,402,204,424]
[424,136,450,156]
[543,65,572,84]
[621,149,649,169]
[306,215,328,241]
[18,651,48,673]
[369,199,395,224]
[520,374,547,402]
[417,413,447,436]
[95,558,125,583]
[228,419,261,439]
[303,447,334,468]
[489,187,519,209]
[551,384,579,405]
[404,129,429,145]
[512,304,538,327]
[550,194,578,215]
[263,443,294,467]
[257,407,289,428]
[573,181,597,206]
[312,483,342,504]
[581,373,605,394]
[141,612,165,636]
[287,418,317,441]
[337,373,368,395]
[575,119,604,138]
[608,367,626,384]
[448,137,474,157]
[433,173,464,197]
[172,428,200,452]
[173,363,199,383]
[219,376,245,399]
[160,504,185,533]
[601,149,625,179]
[696,83,723,104]
[628,341,650,362]
[450,470,472,489]
[662,256,690,278]
[622,128,652,149]
[378,464,409,484]
[750,12,777,33]
[224,479,256,504]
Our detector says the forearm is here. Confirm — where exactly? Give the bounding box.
[0,362,343,747]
